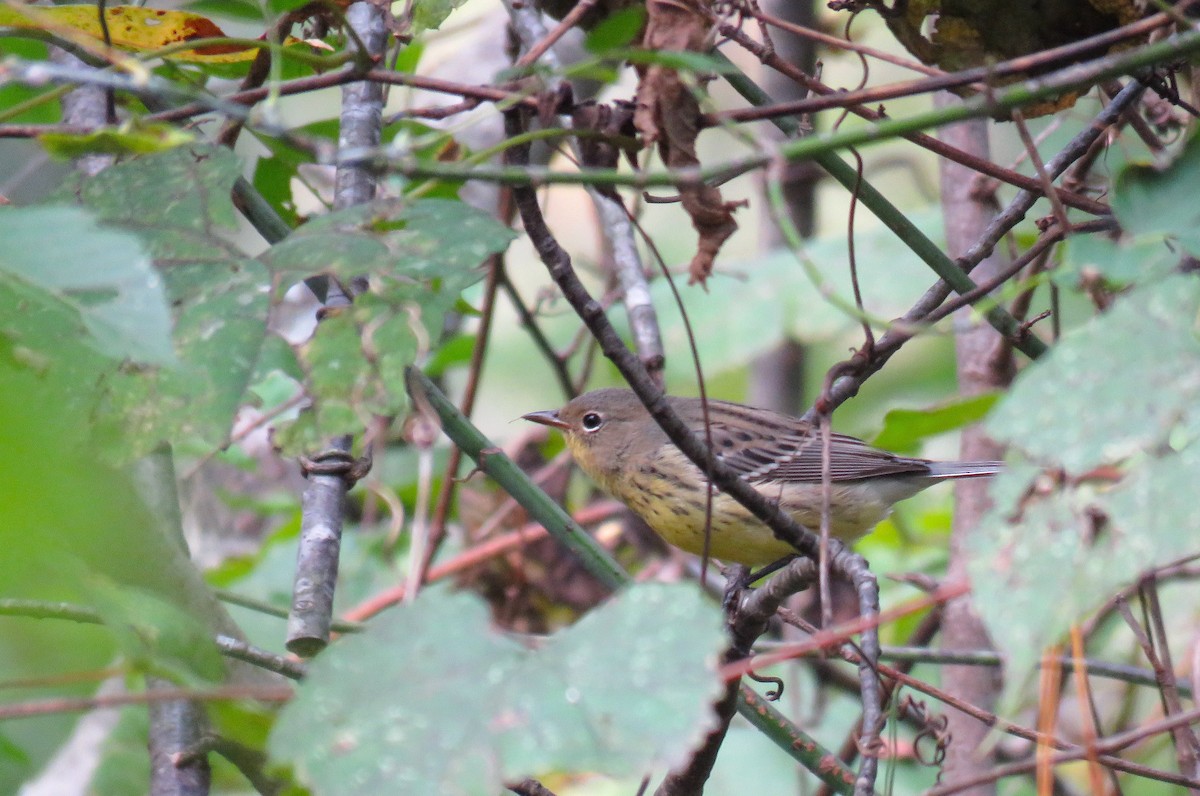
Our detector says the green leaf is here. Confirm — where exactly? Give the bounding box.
[261,232,391,284]
[969,469,1094,697]
[870,392,999,454]
[0,40,60,124]
[252,149,302,229]
[253,332,307,386]
[987,274,1200,473]
[265,198,513,452]
[83,574,225,684]
[561,62,622,85]
[55,144,272,455]
[618,48,738,74]
[970,444,1200,708]
[1054,230,1177,291]
[278,310,381,453]
[412,0,468,31]
[1100,442,1200,571]
[269,0,316,12]
[424,333,476,377]
[393,41,425,74]
[0,733,29,765]
[0,334,236,794]
[497,584,724,776]
[87,707,151,796]
[973,274,1200,705]
[584,6,647,52]
[59,143,244,252]
[0,205,175,365]
[275,197,516,279]
[101,256,271,455]
[1113,131,1200,257]
[184,0,266,20]
[269,584,725,794]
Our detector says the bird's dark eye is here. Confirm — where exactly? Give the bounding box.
[581,412,604,432]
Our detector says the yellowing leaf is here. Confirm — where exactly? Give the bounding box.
[0,5,303,64]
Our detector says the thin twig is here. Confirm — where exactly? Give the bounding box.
[513,0,599,67]
[926,706,1200,795]
[812,81,1145,417]
[710,12,1171,127]
[720,24,1107,216]
[506,1,667,382]
[416,190,516,592]
[1011,108,1072,234]
[0,685,293,720]
[751,8,945,77]
[1137,582,1200,779]
[868,659,1200,790]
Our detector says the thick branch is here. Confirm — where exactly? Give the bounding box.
[286,1,387,656]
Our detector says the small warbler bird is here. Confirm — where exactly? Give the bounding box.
[523,389,1003,566]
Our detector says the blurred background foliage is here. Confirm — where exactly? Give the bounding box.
[2,0,1198,793]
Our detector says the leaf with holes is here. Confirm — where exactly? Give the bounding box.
[972,274,1200,705]
[56,144,272,456]
[264,197,514,453]
[269,584,725,795]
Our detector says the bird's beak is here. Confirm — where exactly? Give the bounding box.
[521,409,570,431]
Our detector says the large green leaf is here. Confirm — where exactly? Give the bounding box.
[269,584,726,795]
[86,708,151,796]
[266,198,515,453]
[1113,131,1200,257]
[1054,230,1177,291]
[0,205,174,365]
[585,7,647,52]
[54,144,272,455]
[986,274,1200,472]
[0,323,234,792]
[59,144,245,249]
[83,574,224,685]
[265,198,516,282]
[972,274,1200,702]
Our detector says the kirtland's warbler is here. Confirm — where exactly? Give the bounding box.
[523,389,1002,566]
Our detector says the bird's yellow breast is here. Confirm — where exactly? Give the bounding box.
[569,438,891,566]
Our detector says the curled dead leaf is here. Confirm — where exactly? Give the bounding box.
[633,0,739,285]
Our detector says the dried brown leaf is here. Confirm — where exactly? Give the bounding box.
[634,0,740,285]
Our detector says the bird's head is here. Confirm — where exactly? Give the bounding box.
[522,389,655,483]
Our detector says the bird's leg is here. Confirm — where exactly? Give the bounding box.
[720,563,752,616]
[721,555,798,618]
[721,563,786,699]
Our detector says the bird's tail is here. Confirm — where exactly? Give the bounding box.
[924,461,1005,479]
